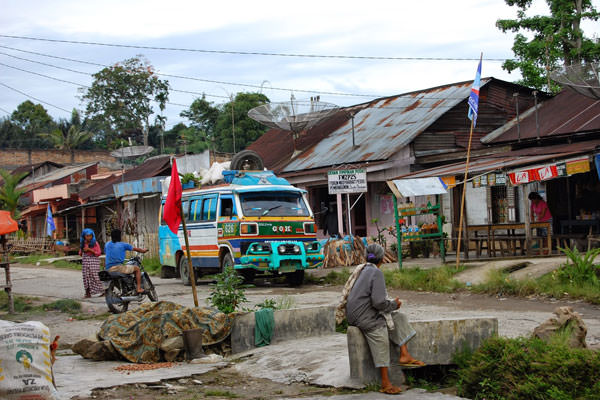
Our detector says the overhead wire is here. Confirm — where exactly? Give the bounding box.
[0,61,461,112]
[0,49,473,104]
[0,80,71,113]
[0,34,510,62]
[0,45,382,98]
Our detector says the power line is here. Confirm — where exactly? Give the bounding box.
[0,45,381,98]
[0,80,71,113]
[0,106,12,115]
[0,61,90,87]
[0,34,510,62]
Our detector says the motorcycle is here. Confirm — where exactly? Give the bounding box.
[98,256,158,313]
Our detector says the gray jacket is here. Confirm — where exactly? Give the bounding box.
[346,263,397,332]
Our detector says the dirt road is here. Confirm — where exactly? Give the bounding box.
[7,263,600,348]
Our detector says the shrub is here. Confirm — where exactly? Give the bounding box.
[555,247,600,286]
[456,335,600,400]
[207,266,247,314]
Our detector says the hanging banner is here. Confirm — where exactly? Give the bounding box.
[566,158,590,175]
[508,156,591,185]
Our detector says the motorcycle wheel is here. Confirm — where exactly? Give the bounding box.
[143,274,158,302]
[105,280,129,314]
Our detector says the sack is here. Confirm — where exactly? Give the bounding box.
[0,320,61,400]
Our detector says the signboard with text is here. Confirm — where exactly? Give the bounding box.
[328,169,367,194]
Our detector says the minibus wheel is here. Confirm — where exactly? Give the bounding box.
[178,256,197,286]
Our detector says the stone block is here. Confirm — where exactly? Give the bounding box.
[347,317,498,386]
[231,306,335,354]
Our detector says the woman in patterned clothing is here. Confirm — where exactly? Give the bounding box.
[80,228,103,298]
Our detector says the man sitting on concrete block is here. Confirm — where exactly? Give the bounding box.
[338,243,424,394]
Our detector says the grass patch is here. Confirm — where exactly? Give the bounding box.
[0,290,40,313]
[471,265,600,304]
[455,334,600,400]
[42,299,81,313]
[11,253,81,270]
[383,265,466,292]
[142,256,162,276]
[204,389,239,398]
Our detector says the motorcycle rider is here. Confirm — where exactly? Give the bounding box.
[104,229,148,294]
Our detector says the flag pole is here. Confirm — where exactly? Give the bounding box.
[456,52,482,269]
[455,118,475,269]
[180,203,199,307]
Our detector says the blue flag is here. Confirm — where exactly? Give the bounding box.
[467,57,482,127]
[46,204,56,237]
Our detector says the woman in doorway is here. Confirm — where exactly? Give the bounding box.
[528,192,552,253]
[80,228,104,298]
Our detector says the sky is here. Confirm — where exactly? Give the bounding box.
[1,0,599,132]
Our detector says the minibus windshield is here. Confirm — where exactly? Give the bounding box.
[239,191,310,217]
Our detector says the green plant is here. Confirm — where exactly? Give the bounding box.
[255,298,277,310]
[207,266,247,314]
[555,247,600,285]
[456,335,600,400]
[142,256,162,275]
[180,172,200,186]
[43,299,81,313]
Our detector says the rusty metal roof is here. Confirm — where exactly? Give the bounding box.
[482,88,600,144]
[394,139,600,179]
[280,79,490,172]
[79,155,171,200]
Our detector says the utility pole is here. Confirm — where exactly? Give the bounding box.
[230,94,236,153]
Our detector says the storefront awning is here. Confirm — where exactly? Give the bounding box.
[388,177,448,197]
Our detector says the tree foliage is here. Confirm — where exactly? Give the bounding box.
[497,0,600,92]
[81,56,169,148]
[0,169,27,219]
[9,101,55,149]
[179,92,269,153]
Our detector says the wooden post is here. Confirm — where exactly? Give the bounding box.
[180,203,199,307]
[336,193,344,236]
[521,185,531,255]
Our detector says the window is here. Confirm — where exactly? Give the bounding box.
[220,196,236,218]
[161,201,189,224]
[189,195,217,222]
[239,191,310,217]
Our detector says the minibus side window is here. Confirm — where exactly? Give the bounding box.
[219,196,237,219]
[190,199,202,222]
[201,196,217,222]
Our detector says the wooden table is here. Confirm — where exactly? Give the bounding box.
[467,222,552,257]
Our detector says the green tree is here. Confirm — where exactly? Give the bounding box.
[40,126,93,163]
[81,56,169,148]
[0,169,27,219]
[497,0,600,92]
[10,101,55,159]
[213,92,269,153]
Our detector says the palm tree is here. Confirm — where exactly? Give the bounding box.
[40,126,93,163]
[0,169,27,219]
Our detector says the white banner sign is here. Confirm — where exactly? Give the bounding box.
[391,177,448,197]
[328,169,367,194]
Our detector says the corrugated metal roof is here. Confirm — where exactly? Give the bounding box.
[482,88,600,143]
[281,79,490,172]
[16,162,96,189]
[395,139,600,179]
[79,156,171,200]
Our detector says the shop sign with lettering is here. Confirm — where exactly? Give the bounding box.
[328,169,367,194]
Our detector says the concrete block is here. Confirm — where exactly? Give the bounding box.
[231,306,335,354]
[347,326,405,387]
[347,317,498,386]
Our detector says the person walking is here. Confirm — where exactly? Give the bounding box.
[338,243,424,394]
[80,228,104,298]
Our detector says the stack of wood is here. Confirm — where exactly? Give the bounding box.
[321,236,398,268]
[7,237,54,254]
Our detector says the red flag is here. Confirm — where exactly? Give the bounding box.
[163,158,182,234]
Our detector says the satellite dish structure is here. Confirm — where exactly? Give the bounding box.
[248,96,339,149]
[110,145,154,159]
[551,62,600,99]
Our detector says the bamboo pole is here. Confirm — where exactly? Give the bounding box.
[180,202,199,307]
[455,118,475,269]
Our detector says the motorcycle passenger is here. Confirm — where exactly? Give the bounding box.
[104,229,148,294]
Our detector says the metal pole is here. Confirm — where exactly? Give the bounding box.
[513,93,521,142]
[533,90,540,140]
[231,95,236,153]
[393,195,402,269]
[347,194,352,236]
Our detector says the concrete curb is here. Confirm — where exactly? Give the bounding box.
[231,305,336,353]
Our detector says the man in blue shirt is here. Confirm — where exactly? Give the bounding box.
[105,229,148,294]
